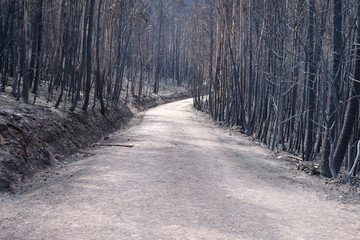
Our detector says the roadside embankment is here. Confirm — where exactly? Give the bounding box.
[0,85,191,192]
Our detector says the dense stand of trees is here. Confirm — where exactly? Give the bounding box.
[0,0,191,114]
[2,0,360,180]
[192,0,360,179]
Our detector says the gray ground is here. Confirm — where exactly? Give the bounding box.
[1,99,359,240]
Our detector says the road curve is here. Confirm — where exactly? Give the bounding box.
[1,99,359,240]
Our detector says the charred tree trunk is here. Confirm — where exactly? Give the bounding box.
[95,0,105,115]
[21,1,30,104]
[321,0,343,177]
[304,0,317,162]
[82,0,95,111]
[154,0,163,94]
[332,5,360,177]
[70,0,89,112]
[32,0,43,103]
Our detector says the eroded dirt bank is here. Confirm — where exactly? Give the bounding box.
[0,86,190,192]
[0,99,359,239]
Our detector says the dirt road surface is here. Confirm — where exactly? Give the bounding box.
[1,99,359,240]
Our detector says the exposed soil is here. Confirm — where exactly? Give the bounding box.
[0,99,359,239]
[0,84,191,192]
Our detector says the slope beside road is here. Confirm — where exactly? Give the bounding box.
[1,99,359,239]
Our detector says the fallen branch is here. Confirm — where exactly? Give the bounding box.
[283,154,302,161]
[93,143,134,148]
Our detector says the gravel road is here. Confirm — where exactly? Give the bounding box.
[1,99,359,240]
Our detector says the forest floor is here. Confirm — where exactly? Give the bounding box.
[0,82,191,192]
[0,99,360,239]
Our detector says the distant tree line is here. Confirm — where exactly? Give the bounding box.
[0,0,190,115]
[191,0,360,179]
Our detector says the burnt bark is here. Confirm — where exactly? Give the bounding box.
[332,7,360,176]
